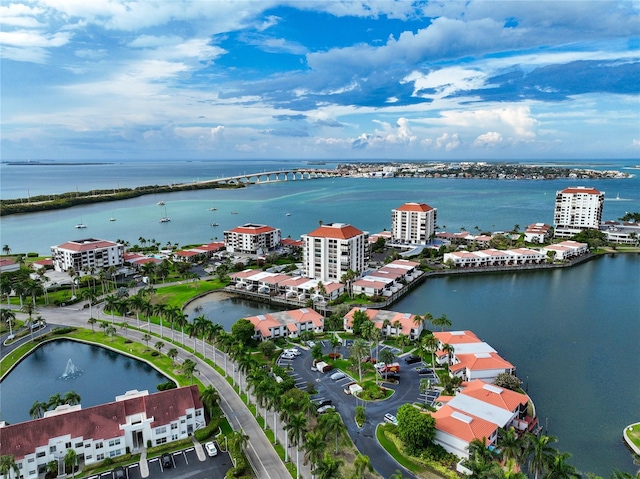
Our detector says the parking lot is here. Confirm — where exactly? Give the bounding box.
[95,443,232,479]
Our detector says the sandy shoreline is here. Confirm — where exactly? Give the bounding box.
[183,290,237,311]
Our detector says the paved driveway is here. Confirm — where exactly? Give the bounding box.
[281,341,436,479]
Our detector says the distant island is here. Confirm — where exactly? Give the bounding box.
[336,161,633,180]
[2,160,114,166]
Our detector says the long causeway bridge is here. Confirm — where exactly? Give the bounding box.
[188,168,341,186]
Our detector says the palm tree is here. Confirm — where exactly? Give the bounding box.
[0,275,13,307]
[205,322,224,365]
[392,319,402,337]
[318,411,344,454]
[313,452,343,479]
[154,302,168,338]
[442,343,455,366]
[120,321,129,337]
[182,358,198,384]
[499,427,525,467]
[285,412,307,477]
[349,338,369,383]
[0,309,16,338]
[390,470,409,479]
[105,324,117,341]
[200,385,220,420]
[2,245,10,255]
[421,333,439,368]
[227,430,249,466]
[104,294,118,324]
[0,455,19,479]
[173,310,189,347]
[432,313,452,331]
[142,333,151,348]
[167,347,178,365]
[154,341,164,354]
[64,448,77,478]
[543,451,580,479]
[63,390,81,406]
[29,400,47,419]
[353,453,373,479]
[304,431,326,479]
[128,292,147,329]
[527,433,558,479]
[379,348,395,381]
[48,392,63,410]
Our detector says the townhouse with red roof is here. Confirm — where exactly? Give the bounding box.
[443,247,546,268]
[246,308,324,341]
[0,386,204,479]
[352,259,422,298]
[540,240,589,260]
[430,379,535,459]
[343,307,424,340]
[224,223,281,254]
[391,202,437,245]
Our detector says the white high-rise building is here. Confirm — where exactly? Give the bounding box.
[302,223,367,282]
[51,238,124,272]
[391,202,437,244]
[224,223,281,254]
[554,186,604,238]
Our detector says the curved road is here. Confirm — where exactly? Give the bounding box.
[1,303,293,479]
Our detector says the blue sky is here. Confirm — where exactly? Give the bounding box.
[1,1,639,161]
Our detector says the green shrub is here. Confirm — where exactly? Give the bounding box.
[27,252,38,257]
[157,381,177,391]
[151,351,160,357]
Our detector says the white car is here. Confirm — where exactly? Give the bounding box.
[205,441,218,457]
[285,348,301,356]
[330,372,346,381]
[317,405,336,414]
[384,413,398,425]
[281,353,295,360]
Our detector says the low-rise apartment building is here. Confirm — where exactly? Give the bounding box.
[343,307,424,340]
[443,247,546,268]
[247,308,324,341]
[0,387,204,479]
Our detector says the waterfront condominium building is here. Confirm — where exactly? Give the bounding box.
[224,223,281,254]
[391,202,437,245]
[302,223,368,283]
[554,186,604,238]
[51,238,124,273]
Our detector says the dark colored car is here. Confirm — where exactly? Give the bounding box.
[415,367,432,374]
[403,355,421,364]
[314,399,333,408]
[113,466,126,479]
[161,453,173,469]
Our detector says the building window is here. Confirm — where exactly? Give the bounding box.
[171,423,178,430]
[50,446,56,453]
[96,453,105,461]
[75,442,83,448]
[27,458,35,463]
[36,452,46,458]
[95,442,104,449]
[156,426,167,434]
[156,437,167,445]
[66,442,71,449]
[186,414,192,419]
[171,434,178,441]
[195,410,202,416]
[85,455,92,461]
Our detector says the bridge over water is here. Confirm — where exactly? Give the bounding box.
[187,168,341,186]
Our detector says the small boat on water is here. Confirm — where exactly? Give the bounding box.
[109,217,116,222]
[210,207,217,211]
[75,223,87,229]
[211,223,219,227]
[286,212,291,216]
[231,211,239,214]
[159,205,170,223]
[157,201,165,206]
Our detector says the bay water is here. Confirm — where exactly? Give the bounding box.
[1,159,638,474]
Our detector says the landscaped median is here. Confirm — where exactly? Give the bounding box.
[623,422,640,456]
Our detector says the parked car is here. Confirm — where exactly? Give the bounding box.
[113,466,126,479]
[330,371,346,381]
[281,352,295,360]
[384,413,398,425]
[161,453,173,469]
[205,441,218,457]
[307,340,316,348]
[317,405,336,414]
[285,348,301,356]
[415,367,432,374]
[403,355,421,364]
[313,398,333,408]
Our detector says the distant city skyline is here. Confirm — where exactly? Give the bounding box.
[1,1,639,161]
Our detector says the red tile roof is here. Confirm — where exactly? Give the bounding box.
[461,380,528,412]
[229,225,276,235]
[431,405,498,443]
[56,239,119,252]
[306,223,363,239]
[434,330,482,345]
[0,386,202,460]
[395,202,434,212]
[560,187,601,195]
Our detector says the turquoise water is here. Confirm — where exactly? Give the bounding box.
[1,160,639,474]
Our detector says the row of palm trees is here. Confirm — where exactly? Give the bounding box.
[29,391,82,419]
[466,430,588,479]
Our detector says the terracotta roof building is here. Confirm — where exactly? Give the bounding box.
[224,224,281,254]
[0,386,204,479]
[302,223,368,283]
[246,308,324,341]
[391,202,437,245]
[344,307,424,340]
[51,238,124,273]
[554,186,604,238]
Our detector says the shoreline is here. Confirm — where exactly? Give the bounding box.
[623,423,640,456]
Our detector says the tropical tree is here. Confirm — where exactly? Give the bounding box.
[227,430,249,466]
[182,358,198,384]
[0,455,19,479]
[421,333,439,368]
[105,324,117,341]
[392,319,402,337]
[154,302,168,338]
[395,403,436,455]
[167,347,178,365]
[285,411,307,477]
[389,470,409,479]
[353,454,373,479]
[2,245,10,255]
[47,392,63,410]
[154,341,165,354]
[350,338,369,383]
[128,292,147,329]
[313,452,344,479]
[442,343,455,366]
[419,378,431,405]
[526,433,558,479]
[0,309,16,338]
[29,400,47,419]
[142,333,151,348]
[432,313,452,331]
[104,294,119,324]
[63,390,81,406]
[304,431,326,478]
[64,449,77,478]
[318,412,344,454]
[200,385,220,420]
[543,451,580,479]
[499,427,525,467]
[80,288,97,319]
[87,316,97,332]
[379,348,396,381]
